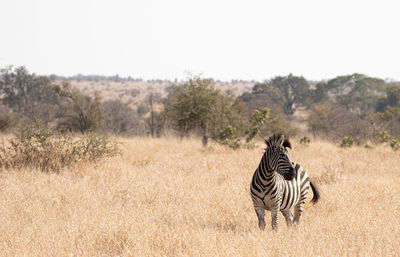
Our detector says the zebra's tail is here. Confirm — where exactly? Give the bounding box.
[310,181,320,204]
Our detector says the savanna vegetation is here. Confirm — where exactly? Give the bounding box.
[2,66,400,149]
[1,66,400,256]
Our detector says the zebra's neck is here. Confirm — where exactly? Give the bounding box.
[259,153,275,178]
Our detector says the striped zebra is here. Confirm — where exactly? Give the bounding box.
[250,133,320,230]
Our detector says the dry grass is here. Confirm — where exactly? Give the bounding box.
[0,137,399,256]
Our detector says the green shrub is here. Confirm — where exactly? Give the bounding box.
[364,143,373,149]
[390,139,400,151]
[217,125,236,141]
[245,107,298,144]
[250,108,271,125]
[299,136,311,146]
[379,131,391,143]
[217,125,241,149]
[340,136,354,148]
[0,124,119,172]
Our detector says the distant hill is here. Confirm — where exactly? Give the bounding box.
[63,79,255,108]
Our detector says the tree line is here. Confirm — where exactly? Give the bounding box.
[1,66,400,147]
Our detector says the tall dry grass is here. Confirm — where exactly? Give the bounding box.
[0,137,399,256]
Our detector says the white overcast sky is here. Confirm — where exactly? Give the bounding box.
[0,0,399,81]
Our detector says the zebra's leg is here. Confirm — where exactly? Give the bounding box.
[254,206,266,230]
[293,200,306,225]
[271,205,280,230]
[281,209,294,227]
[293,183,309,225]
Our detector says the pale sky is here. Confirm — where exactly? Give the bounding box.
[0,0,399,81]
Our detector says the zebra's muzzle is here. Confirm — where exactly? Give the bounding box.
[283,167,295,180]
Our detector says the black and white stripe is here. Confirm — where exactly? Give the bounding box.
[250,133,320,230]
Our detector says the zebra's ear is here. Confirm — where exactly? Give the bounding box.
[283,138,292,149]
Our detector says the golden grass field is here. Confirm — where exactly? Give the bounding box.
[0,137,399,256]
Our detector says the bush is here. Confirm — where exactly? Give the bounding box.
[364,143,373,149]
[307,103,372,143]
[102,100,143,135]
[0,114,15,132]
[245,107,298,143]
[217,125,241,149]
[0,124,119,172]
[56,83,105,133]
[217,125,236,141]
[379,130,391,143]
[164,76,248,146]
[390,139,400,151]
[299,136,311,146]
[340,136,354,148]
[76,132,120,162]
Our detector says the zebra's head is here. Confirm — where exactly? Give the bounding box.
[265,133,295,180]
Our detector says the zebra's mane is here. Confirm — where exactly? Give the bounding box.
[265,133,291,149]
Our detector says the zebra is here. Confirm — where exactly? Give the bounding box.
[250,133,320,230]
